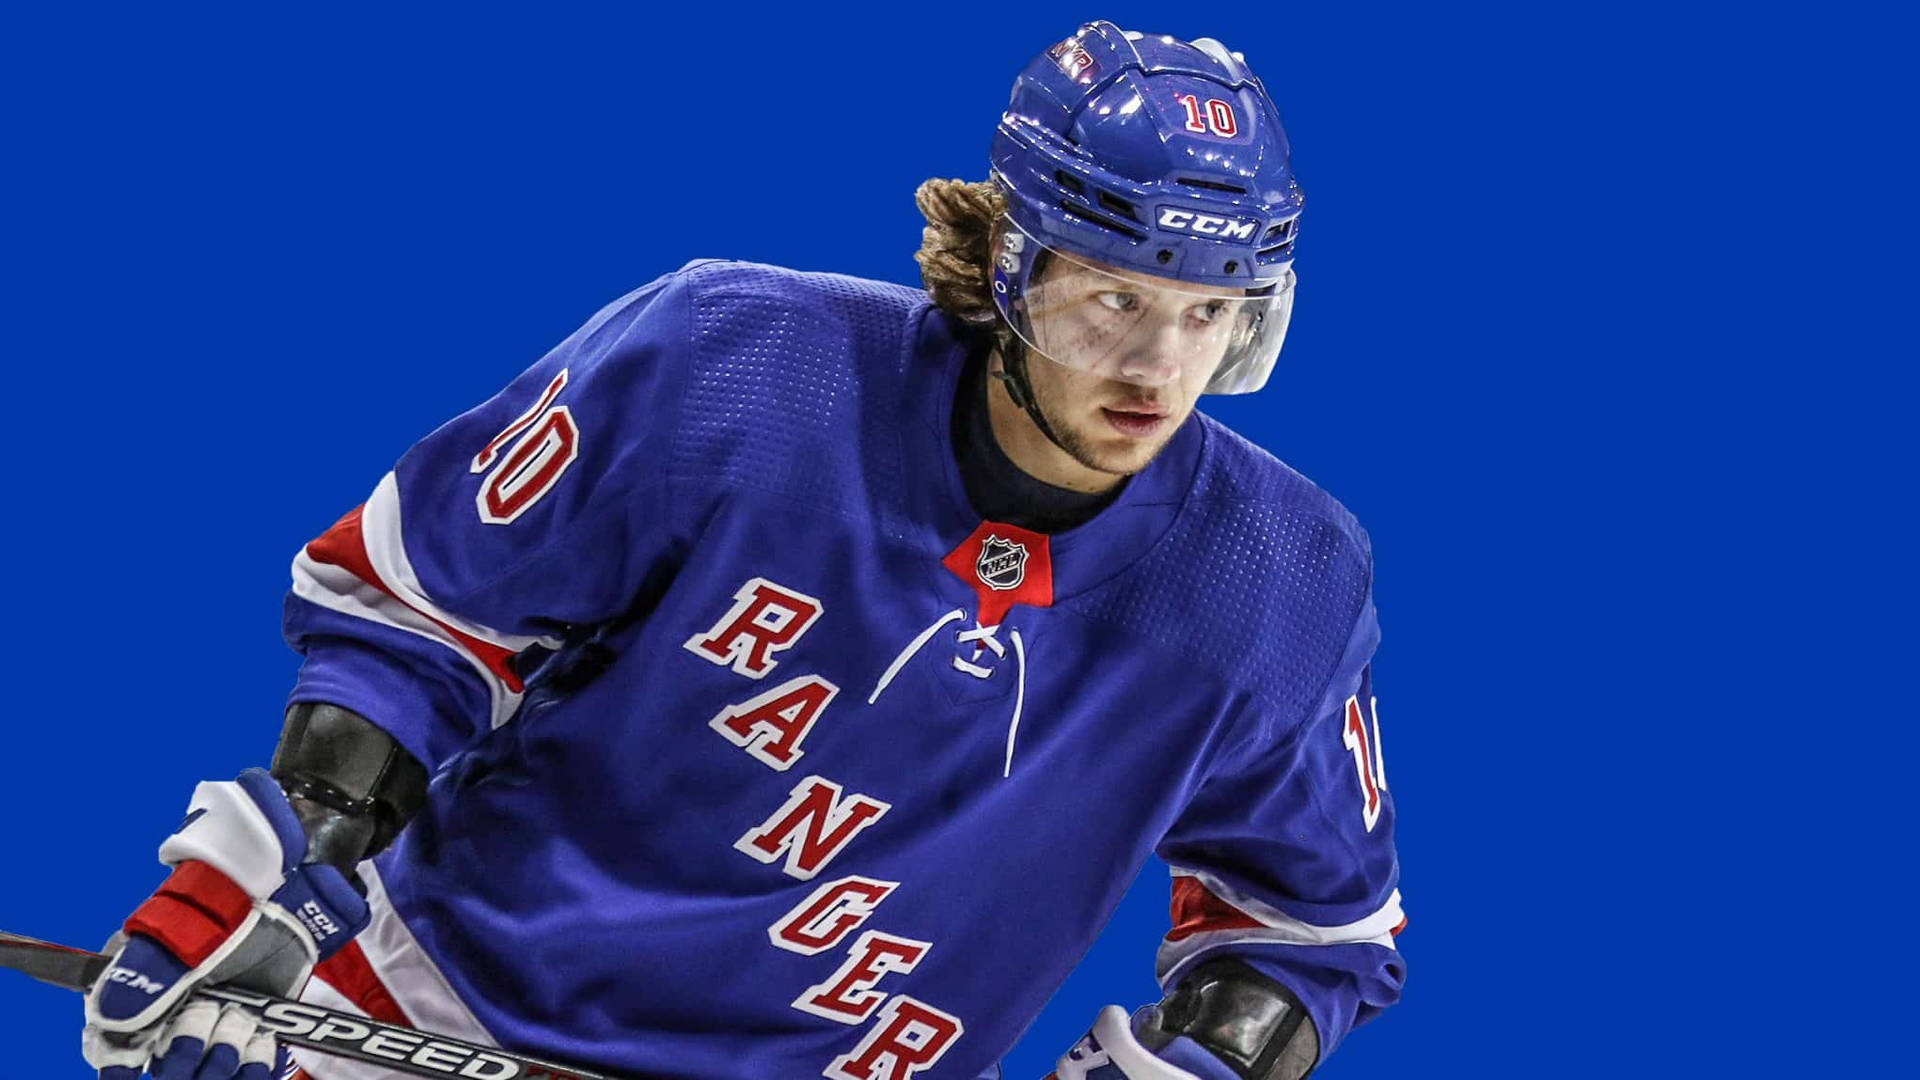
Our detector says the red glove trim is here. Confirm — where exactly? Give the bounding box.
[122,860,254,968]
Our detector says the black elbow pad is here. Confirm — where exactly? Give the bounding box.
[1135,958,1321,1080]
[271,703,429,870]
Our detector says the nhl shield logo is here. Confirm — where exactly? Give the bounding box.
[975,530,1036,588]
[975,535,1029,592]
[942,522,1053,625]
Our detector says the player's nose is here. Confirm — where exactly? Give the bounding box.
[1115,328,1184,386]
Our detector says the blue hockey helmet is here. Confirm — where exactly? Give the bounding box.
[990,23,1303,395]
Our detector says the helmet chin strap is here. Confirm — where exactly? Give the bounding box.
[988,336,1074,457]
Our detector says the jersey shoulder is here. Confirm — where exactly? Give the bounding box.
[1077,413,1374,725]
[673,259,929,373]
[665,260,935,523]
[1189,411,1373,570]
[675,257,927,311]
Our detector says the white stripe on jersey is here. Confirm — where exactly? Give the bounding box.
[291,862,497,1080]
[361,472,563,654]
[291,550,523,731]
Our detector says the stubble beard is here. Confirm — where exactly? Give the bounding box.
[1026,373,1164,478]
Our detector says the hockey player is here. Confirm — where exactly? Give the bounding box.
[79,21,1404,1080]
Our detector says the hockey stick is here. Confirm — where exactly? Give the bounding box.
[0,929,619,1080]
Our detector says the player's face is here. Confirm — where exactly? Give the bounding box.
[1017,258,1237,477]
[1022,257,1246,393]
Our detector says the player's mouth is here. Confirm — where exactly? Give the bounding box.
[1100,403,1169,438]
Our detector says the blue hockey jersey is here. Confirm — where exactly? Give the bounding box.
[281,261,1405,1080]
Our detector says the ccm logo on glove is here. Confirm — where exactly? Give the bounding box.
[297,900,342,940]
[103,967,165,996]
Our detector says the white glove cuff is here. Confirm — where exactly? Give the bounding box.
[157,780,291,900]
[1054,1005,1204,1080]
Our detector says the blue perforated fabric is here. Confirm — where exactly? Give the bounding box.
[672,261,923,539]
[1069,417,1373,738]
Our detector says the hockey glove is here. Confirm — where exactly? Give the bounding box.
[82,768,370,1079]
[1048,1005,1238,1080]
[107,998,287,1080]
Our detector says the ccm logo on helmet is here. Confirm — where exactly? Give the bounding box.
[1156,208,1259,241]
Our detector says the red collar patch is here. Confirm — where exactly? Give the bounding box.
[942,521,1054,626]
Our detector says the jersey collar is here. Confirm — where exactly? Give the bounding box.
[901,304,1205,610]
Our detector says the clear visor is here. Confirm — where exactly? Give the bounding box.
[993,219,1295,395]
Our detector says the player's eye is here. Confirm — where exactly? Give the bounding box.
[1187,299,1231,325]
[1095,291,1141,313]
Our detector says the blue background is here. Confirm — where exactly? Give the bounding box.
[1,2,1904,1077]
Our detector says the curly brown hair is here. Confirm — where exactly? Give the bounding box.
[912,178,1005,324]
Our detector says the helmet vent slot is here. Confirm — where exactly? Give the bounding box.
[1057,201,1146,242]
[1096,190,1140,221]
[1054,170,1086,195]
[1264,221,1294,241]
[1257,241,1294,258]
[1175,177,1248,195]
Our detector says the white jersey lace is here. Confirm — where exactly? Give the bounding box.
[869,610,1029,777]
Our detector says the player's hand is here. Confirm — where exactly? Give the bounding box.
[87,998,287,1080]
[81,768,369,1079]
[1048,1005,1238,1080]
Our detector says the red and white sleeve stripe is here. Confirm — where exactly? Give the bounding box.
[291,863,498,1080]
[291,472,561,731]
[1155,866,1406,988]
